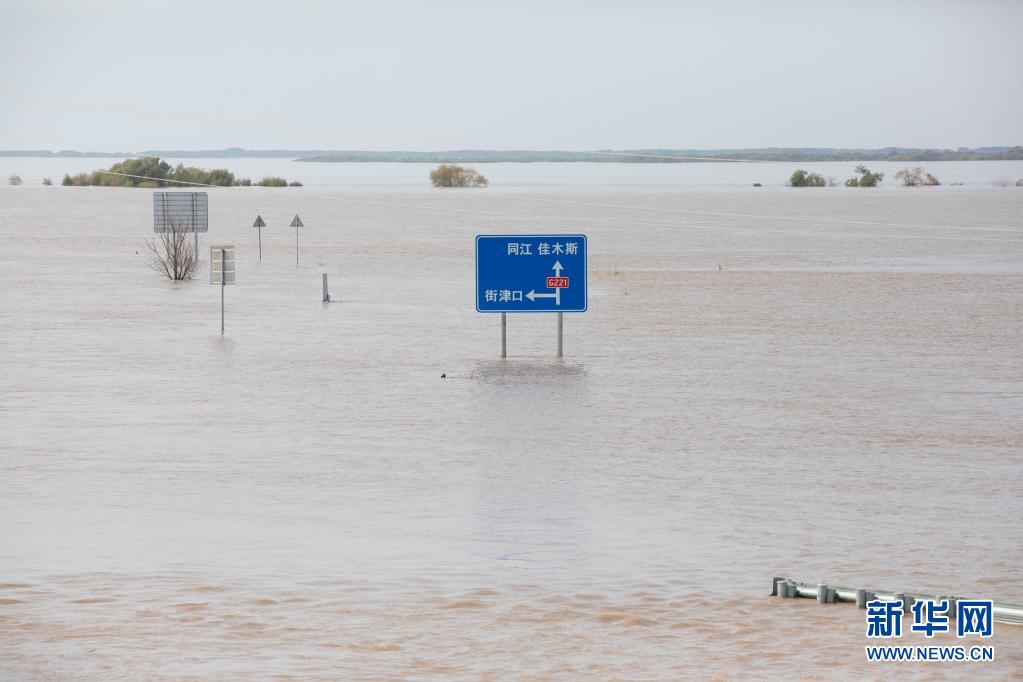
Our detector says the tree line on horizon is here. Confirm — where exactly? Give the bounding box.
[4,146,1021,163]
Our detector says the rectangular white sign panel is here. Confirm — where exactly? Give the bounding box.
[210,245,236,285]
[154,192,209,233]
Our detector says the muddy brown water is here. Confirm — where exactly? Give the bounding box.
[1,184,1021,679]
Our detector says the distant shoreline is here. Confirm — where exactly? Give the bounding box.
[1,146,1021,163]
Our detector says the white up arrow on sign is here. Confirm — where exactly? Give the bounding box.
[526,260,564,305]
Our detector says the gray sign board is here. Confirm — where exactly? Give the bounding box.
[153,192,209,233]
[210,245,236,285]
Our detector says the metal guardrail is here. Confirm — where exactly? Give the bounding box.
[771,577,1023,625]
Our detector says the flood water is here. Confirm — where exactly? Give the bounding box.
[1,178,1022,679]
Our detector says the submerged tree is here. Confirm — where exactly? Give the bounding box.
[895,166,940,186]
[896,167,922,186]
[60,157,301,187]
[430,164,489,187]
[844,165,884,187]
[789,169,827,187]
[145,219,198,280]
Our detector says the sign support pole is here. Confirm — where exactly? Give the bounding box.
[556,312,563,358]
[289,215,304,266]
[220,247,225,335]
[258,226,262,261]
[500,312,507,358]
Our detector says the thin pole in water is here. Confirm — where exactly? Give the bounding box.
[220,247,225,335]
[556,312,563,358]
[290,215,304,266]
[258,225,262,261]
[500,312,507,358]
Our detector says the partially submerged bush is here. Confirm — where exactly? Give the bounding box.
[430,164,489,187]
[42,177,52,186]
[8,174,23,185]
[896,166,940,186]
[257,176,288,187]
[844,165,884,187]
[789,169,826,187]
[61,157,301,187]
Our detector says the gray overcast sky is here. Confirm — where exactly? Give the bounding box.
[1,0,1021,152]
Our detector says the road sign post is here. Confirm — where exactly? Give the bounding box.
[290,214,304,265]
[210,245,236,335]
[476,234,587,357]
[557,312,563,358]
[252,215,266,260]
[501,312,507,358]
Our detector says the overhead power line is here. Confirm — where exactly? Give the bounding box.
[93,171,224,187]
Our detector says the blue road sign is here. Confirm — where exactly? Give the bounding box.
[476,234,587,312]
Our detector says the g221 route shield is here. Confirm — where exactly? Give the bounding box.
[476,234,588,313]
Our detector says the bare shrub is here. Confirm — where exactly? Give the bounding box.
[992,177,1012,187]
[896,167,921,186]
[42,177,53,186]
[895,167,941,187]
[8,174,23,185]
[145,220,198,280]
[1017,179,1023,187]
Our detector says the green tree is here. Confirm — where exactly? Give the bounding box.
[61,157,298,187]
[789,169,826,187]
[845,165,884,187]
[105,157,173,186]
[430,164,489,187]
[203,168,236,187]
